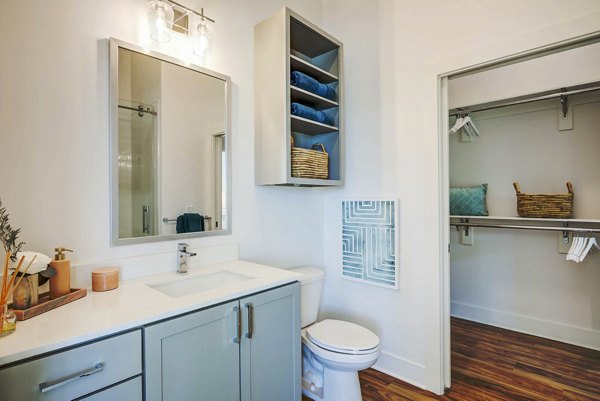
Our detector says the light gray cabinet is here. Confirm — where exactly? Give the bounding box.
[144,282,301,401]
[240,284,302,401]
[144,300,240,401]
[78,376,142,401]
[254,7,344,187]
[0,330,142,401]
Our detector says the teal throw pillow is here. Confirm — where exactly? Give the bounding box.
[450,184,489,216]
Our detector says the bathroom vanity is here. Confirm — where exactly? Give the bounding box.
[0,261,301,401]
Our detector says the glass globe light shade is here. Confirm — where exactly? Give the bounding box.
[193,20,213,59]
[147,0,174,43]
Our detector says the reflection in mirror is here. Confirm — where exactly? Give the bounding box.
[110,39,231,245]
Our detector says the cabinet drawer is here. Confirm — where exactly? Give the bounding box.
[0,330,142,401]
[78,375,142,401]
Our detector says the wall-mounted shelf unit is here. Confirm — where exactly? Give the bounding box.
[254,7,343,186]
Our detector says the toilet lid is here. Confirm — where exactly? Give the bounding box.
[306,319,379,354]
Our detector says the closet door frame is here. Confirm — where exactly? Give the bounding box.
[436,31,600,392]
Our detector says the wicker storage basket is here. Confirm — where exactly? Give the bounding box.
[291,136,329,179]
[513,182,574,218]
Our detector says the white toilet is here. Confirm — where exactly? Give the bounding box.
[292,267,381,401]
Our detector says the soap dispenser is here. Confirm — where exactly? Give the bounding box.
[49,247,73,299]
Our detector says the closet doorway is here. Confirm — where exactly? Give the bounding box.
[438,35,600,395]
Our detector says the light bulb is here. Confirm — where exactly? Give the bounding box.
[147,0,174,43]
[193,20,213,59]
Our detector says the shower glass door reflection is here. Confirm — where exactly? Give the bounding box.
[118,101,157,238]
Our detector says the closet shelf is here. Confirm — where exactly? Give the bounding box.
[449,81,600,116]
[290,55,338,83]
[291,115,338,135]
[290,86,338,109]
[450,215,600,224]
[450,215,600,234]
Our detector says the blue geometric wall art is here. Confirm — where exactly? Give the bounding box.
[342,200,398,289]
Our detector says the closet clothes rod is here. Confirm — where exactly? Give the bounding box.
[450,222,600,234]
[449,82,600,116]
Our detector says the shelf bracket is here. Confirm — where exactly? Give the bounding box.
[460,218,474,246]
[562,222,570,244]
[560,94,569,118]
[558,93,573,131]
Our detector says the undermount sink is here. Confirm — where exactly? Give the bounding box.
[148,271,254,298]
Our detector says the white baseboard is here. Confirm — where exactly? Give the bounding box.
[451,301,600,351]
[372,351,429,392]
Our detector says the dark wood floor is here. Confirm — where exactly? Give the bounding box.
[303,317,600,400]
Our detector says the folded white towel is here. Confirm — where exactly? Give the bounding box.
[15,252,52,275]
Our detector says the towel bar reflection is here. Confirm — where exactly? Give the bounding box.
[163,216,212,223]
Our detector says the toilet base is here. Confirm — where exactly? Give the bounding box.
[319,368,363,401]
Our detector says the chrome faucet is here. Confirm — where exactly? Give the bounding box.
[177,243,197,273]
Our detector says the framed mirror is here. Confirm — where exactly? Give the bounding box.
[109,38,231,245]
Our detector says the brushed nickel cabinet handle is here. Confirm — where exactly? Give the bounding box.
[245,303,253,339]
[39,362,104,393]
[233,305,241,343]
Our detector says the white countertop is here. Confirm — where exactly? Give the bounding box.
[0,260,301,366]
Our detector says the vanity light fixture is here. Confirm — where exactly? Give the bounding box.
[146,0,215,59]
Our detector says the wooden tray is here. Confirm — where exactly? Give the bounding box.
[11,288,87,321]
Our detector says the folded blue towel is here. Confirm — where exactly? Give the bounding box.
[291,102,335,126]
[291,71,337,101]
[176,213,204,233]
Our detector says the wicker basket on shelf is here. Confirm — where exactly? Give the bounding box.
[513,182,574,218]
[291,136,329,179]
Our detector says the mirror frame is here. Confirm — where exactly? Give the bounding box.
[109,38,232,246]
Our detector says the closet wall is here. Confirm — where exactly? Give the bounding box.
[448,44,600,350]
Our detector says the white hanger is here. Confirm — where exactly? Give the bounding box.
[566,235,577,260]
[567,235,584,261]
[466,117,481,136]
[463,121,478,137]
[576,235,599,262]
[574,236,589,262]
[449,116,464,135]
[450,114,481,136]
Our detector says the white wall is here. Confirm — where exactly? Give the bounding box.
[448,42,600,109]
[320,0,600,393]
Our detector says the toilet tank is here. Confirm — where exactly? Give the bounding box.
[290,267,324,328]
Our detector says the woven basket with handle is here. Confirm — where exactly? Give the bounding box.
[291,136,329,179]
[513,182,574,218]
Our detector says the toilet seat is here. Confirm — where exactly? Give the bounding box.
[302,329,381,369]
[306,319,380,355]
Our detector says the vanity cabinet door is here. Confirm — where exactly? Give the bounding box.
[240,282,301,401]
[144,300,240,401]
